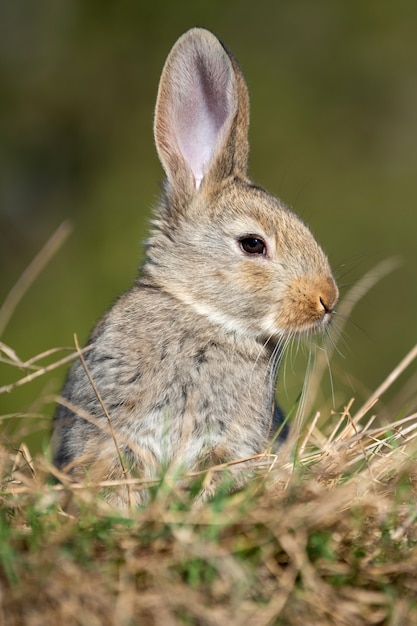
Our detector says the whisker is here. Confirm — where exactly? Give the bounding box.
[294,342,315,433]
[325,325,345,360]
[322,332,336,407]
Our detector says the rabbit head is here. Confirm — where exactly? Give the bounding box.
[147,28,338,343]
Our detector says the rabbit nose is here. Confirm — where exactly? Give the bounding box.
[318,278,339,315]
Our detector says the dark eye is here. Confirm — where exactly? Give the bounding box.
[239,236,267,256]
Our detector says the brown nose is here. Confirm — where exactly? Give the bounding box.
[318,279,338,315]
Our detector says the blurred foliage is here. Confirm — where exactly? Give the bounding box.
[1,0,417,451]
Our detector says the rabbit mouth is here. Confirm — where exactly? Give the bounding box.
[281,306,335,336]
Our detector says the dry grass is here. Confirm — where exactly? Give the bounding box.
[1,231,417,626]
[2,375,417,626]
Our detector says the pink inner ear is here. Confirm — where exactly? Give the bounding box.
[177,101,223,189]
[173,59,233,189]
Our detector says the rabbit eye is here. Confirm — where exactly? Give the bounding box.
[239,236,267,256]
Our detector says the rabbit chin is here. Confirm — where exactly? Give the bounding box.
[260,309,334,341]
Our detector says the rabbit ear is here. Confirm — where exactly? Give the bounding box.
[154,28,250,206]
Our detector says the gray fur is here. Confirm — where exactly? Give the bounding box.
[53,28,338,508]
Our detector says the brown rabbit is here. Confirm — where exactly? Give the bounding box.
[52,28,338,508]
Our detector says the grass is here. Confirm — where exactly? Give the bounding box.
[1,230,417,625]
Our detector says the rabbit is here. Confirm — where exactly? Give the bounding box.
[52,27,338,509]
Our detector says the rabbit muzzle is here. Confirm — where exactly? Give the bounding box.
[275,273,339,335]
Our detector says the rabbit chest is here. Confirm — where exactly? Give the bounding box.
[57,287,275,474]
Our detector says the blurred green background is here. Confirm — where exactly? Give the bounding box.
[1,0,417,452]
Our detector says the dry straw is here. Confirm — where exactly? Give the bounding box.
[1,227,417,625]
